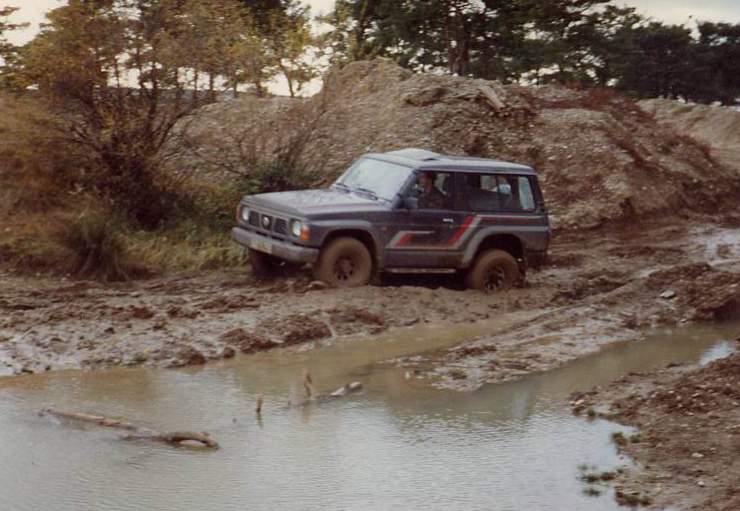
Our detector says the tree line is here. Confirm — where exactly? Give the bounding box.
[321,0,740,105]
[2,1,739,104]
[0,0,317,99]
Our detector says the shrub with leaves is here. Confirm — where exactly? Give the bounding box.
[58,210,133,281]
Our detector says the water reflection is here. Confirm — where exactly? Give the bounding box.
[0,321,737,511]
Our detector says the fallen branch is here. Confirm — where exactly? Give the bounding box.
[40,408,219,449]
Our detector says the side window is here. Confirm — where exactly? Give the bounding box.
[415,171,454,210]
[517,177,536,211]
[463,173,536,212]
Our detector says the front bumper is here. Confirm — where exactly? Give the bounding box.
[232,227,319,264]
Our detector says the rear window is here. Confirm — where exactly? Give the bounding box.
[463,174,536,212]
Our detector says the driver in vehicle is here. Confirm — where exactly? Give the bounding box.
[417,171,447,209]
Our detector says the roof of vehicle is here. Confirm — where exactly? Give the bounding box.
[365,148,536,175]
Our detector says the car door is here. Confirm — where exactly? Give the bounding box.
[384,171,467,268]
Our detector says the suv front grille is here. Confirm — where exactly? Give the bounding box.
[274,218,288,235]
[247,209,290,239]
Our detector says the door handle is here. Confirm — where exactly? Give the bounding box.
[442,218,454,223]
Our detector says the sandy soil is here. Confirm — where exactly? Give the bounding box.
[1,216,739,381]
[570,350,740,510]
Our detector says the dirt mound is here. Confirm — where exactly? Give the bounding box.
[175,59,740,230]
[640,98,740,172]
[646,263,740,321]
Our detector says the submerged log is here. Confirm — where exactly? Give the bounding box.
[288,368,364,407]
[40,408,219,449]
[123,431,219,449]
[330,381,363,398]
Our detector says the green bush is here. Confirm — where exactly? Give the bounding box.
[58,210,133,281]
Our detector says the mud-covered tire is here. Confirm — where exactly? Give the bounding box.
[314,237,372,288]
[465,249,520,293]
[248,249,297,277]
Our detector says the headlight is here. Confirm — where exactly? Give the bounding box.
[240,207,250,223]
[290,220,303,237]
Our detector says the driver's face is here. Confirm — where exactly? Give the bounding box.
[418,173,432,189]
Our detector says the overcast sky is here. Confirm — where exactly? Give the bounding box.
[4,0,740,46]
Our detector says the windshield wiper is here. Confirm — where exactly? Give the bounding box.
[353,187,379,200]
[332,182,351,193]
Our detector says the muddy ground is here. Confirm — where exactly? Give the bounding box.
[0,217,739,511]
[1,215,739,381]
[570,351,740,511]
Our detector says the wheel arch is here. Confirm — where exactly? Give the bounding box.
[463,231,525,268]
[321,229,378,268]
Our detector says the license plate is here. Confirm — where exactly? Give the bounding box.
[250,238,273,255]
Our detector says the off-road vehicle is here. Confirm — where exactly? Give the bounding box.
[233,148,550,292]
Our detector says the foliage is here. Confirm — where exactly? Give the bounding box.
[264,2,318,97]
[0,5,28,89]
[324,1,740,104]
[58,209,133,281]
[20,0,266,228]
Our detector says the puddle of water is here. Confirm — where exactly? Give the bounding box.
[690,226,740,267]
[0,320,737,511]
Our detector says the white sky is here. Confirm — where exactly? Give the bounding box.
[4,0,740,46]
[2,0,739,94]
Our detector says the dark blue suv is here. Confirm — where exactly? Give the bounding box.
[233,148,550,292]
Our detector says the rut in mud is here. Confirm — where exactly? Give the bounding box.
[2,219,739,385]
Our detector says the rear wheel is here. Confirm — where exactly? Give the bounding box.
[465,249,519,293]
[314,237,372,288]
[249,249,300,277]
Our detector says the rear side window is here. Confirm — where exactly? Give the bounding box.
[462,174,536,212]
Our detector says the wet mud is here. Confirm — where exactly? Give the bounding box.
[1,219,739,384]
[571,347,740,511]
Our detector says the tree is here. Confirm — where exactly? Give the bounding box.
[560,5,644,86]
[264,1,317,97]
[0,5,28,89]
[615,22,693,99]
[21,0,266,227]
[692,22,740,104]
[322,0,611,81]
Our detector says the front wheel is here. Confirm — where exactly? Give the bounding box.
[465,249,520,293]
[314,237,372,288]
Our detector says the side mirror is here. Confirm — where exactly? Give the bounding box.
[403,196,419,210]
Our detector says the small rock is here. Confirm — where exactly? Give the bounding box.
[168,347,207,368]
[660,290,677,299]
[697,480,706,487]
[691,452,704,459]
[131,306,155,320]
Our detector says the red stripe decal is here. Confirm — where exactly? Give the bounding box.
[397,232,416,247]
[446,215,475,247]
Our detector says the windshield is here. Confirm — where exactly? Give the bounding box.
[335,157,413,201]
